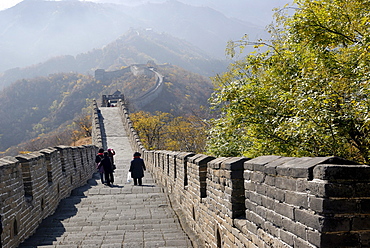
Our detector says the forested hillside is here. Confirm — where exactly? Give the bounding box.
[0,29,227,89]
[0,64,212,156]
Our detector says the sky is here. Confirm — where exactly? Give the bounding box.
[0,0,22,10]
[0,0,292,23]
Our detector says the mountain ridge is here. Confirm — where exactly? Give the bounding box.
[0,28,227,89]
[0,0,263,72]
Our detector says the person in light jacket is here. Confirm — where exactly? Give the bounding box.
[129,152,146,186]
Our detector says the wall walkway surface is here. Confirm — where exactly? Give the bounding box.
[116,99,370,248]
[16,107,192,248]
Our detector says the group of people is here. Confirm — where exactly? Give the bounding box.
[95,148,116,187]
[95,149,146,186]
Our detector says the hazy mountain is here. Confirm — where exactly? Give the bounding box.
[0,0,263,73]
[86,0,292,25]
[0,63,213,154]
[0,28,228,89]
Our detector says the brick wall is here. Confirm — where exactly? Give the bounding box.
[0,145,97,248]
[113,100,370,248]
[92,100,103,148]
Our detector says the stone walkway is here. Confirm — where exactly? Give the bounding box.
[19,107,193,248]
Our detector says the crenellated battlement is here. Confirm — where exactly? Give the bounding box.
[0,145,97,248]
[113,99,370,248]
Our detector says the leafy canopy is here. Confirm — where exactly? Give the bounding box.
[131,111,207,153]
[207,0,370,163]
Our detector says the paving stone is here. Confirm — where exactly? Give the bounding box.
[18,108,192,248]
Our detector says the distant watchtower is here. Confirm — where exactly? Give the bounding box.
[95,69,105,81]
[101,90,124,107]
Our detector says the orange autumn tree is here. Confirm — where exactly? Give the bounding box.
[130,111,207,153]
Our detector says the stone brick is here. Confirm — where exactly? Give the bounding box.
[359,231,370,247]
[281,217,306,240]
[274,188,286,202]
[275,177,297,191]
[245,199,257,212]
[352,216,370,231]
[359,199,370,213]
[265,210,283,228]
[296,178,309,192]
[251,171,265,183]
[306,229,321,247]
[308,195,324,212]
[244,180,256,191]
[244,170,252,180]
[279,228,294,246]
[293,236,316,248]
[264,175,276,186]
[255,183,267,195]
[243,155,280,171]
[246,210,265,229]
[321,232,360,248]
[249,191,262,205]
[324,182,355,197]
[264,220,279,237]
[284,191,308,208]
[294,208,324,231]
[314,164,370,181]
[275,202,294,220]
[264,157,295,175]
[188,154,215,166]
[222,157,250,171]
[208,157,228,170]
[243,220,258,238]
[261,195,275,210]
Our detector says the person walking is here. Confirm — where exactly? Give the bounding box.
[0,215,3,248]
[101,151,114,187]
[107,148,116,171]
[129,152,146,186]
[95,148,105,184]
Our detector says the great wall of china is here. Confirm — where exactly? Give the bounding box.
[1,65,370,247]
[114,98,370,248]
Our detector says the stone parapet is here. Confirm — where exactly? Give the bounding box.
[91,100,103,148]
[114,97,370,248]
[0,145,97,248]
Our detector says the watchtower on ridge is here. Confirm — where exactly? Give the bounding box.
[101,90,124,107]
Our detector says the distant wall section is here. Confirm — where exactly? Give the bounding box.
[94,64,164,110]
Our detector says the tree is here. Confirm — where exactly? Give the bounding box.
[130,111,171,149]
[130,111,208,153]
[207,0,370,163]
[165,115,208,153]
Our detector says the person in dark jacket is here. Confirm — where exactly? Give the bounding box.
[107,148,116,171]
[95,148,105,184]
[129,152,146,186]
[0,215,3,248]
[101,152,114,187]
